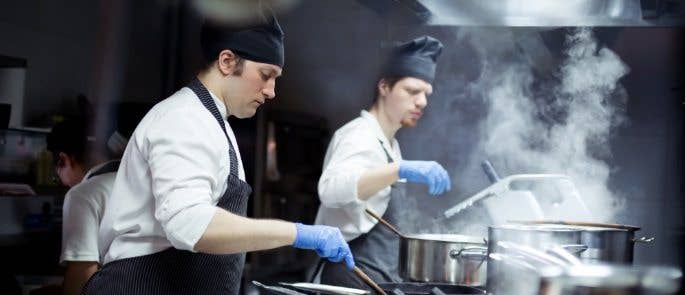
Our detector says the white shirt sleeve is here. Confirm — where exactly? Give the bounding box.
[318,131,388,208]
[144,108,221,252]
[60,186,101,263]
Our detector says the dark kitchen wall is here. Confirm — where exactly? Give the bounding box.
[0,1,168,127]
[0,1,100,126]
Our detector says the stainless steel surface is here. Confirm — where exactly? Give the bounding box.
[486,224,584,293]
[513,222,655,264]
[278,282,369,295]
[444,174,575,219]
[537,264,683,295]
[399,234,488,286]
[252,281,307,295]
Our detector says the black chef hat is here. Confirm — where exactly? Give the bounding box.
[47,116,89,164]
[200,6,284,68]
[381,36,443,84]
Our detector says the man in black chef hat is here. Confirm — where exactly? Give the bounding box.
[83,7,354,295]
[315,36,451,288]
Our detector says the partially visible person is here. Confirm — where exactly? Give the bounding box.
[83,7,352,295]
[46,113,140,295]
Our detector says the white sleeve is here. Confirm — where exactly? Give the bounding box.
[145,108,220,252]
[318,133,387,208]
[60,188,101,263]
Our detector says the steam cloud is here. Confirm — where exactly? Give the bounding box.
[397,27,630,236]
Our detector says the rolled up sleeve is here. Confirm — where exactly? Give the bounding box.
[145,109,222,251]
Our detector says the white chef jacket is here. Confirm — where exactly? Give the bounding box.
[99,86,245,265]
[60,160,118,264]
[315,110,402,241]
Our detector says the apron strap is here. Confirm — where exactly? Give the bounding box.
[377,139,394,164]
[187,78,240,176]
[87,160,120,180]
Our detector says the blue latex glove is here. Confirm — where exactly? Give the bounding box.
[398,160,451,196]
[292,223,355,269]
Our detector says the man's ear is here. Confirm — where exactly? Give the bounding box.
[378,79,390,97]
[58,152,76,169]
[217,49,239,76]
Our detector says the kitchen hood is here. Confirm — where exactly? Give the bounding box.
[360,0,685,26]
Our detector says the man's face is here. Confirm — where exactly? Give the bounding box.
[381,77,433,128]
[224,60,282,118]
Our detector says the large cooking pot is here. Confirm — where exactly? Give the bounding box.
[487,249,682,295]
[399,234,488,286]
[537,264,682,295]
[364,209,488,286]
[486,224,586,293]
[511,221,654,264]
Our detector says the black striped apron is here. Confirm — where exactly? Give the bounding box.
[82,79,252,295]
[320,139,406,289]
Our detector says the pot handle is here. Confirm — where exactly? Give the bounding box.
[449,246,488,260]
[555,244,588,254]
[633,236,655,243]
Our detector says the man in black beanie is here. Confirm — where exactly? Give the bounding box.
[84,8,353,295]
[315,36,452,289]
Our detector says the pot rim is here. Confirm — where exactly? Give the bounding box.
[511,223,634,233]
[489,224,582,232]
[509,220,641,231]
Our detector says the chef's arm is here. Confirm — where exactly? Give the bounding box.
[194,208,296,254]
[62,261,98,295]
[356,162,400,201]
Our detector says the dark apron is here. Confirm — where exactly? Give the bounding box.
[86,160,120,180]
[320,139,406,290]
[82,79,252,295]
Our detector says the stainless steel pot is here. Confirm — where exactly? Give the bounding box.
[486,224,586,293]
[399,234,488,286]
[511,221,655,264]
[537,264,682,295]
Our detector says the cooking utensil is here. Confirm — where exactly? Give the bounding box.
[278,282,370,295]
[365,209,406,238]
[445,174,575,223]
[510,221,655,264]
[486,224,586,292]
[365,209,488,286]
[352,266,387,295]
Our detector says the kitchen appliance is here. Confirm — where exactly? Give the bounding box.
[365,209,488,286]
[254,281,486,295]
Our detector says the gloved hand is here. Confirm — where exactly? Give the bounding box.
[398,160,451,196]
[292,223,355,269]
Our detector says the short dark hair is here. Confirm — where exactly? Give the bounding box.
[46,116,89,165]
[373,76,403,103]
[202,53,246,76]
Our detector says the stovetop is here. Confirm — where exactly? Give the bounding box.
[252,281,486,295]
[379,282,486,295]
